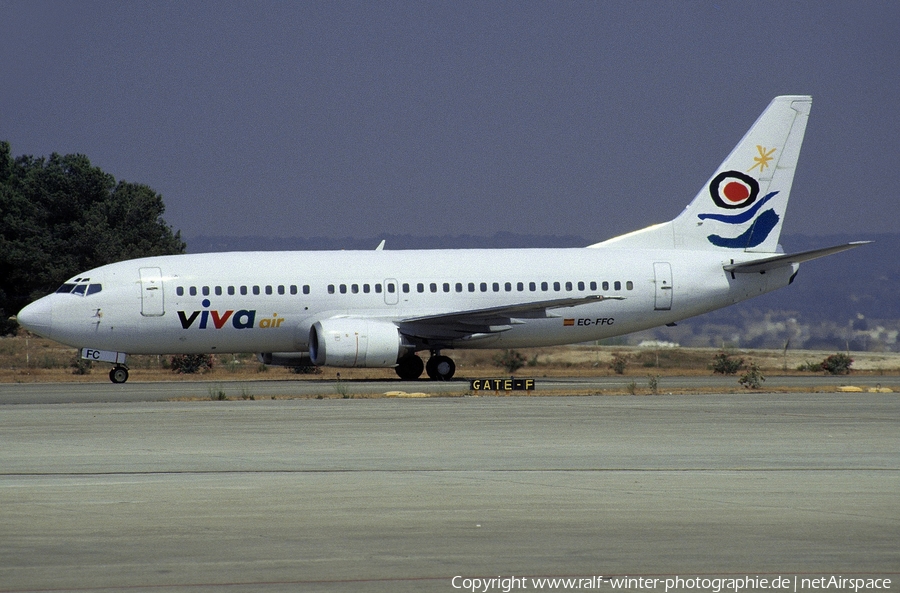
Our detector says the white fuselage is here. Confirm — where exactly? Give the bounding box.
[21,247,795,356]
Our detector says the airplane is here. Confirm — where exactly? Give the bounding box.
[16,95,867,383]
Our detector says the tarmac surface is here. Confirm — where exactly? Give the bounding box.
[1,387,898,592]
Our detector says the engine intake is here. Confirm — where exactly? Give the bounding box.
[309,318,401,368]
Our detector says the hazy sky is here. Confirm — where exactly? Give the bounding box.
[2,1,898,245]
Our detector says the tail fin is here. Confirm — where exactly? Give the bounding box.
[594,95,812,253]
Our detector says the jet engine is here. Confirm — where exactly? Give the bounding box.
[309,318,402,368]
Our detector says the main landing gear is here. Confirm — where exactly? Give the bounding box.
[394,351,456,381]
[109,365,129,384]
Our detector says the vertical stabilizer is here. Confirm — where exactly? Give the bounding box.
[672,95,811,252]
[593,96,811,253]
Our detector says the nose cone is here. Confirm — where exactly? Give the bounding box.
[16,297,54,337]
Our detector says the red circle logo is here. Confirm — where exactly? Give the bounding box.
[709,171,759,209]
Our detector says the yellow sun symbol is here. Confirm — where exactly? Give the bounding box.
[747,145,776,173]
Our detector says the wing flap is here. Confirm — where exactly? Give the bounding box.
[398,294,623,340]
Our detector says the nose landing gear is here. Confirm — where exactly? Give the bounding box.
[109,365,129,384]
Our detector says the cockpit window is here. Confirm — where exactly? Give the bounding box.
[55,282,102,296]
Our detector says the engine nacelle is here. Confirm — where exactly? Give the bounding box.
[309,318,401,368]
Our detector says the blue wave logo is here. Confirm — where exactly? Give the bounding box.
[707,209,780,248]
[699,185,780,249]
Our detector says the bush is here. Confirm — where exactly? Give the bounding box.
[739,362,765,389]
[821,353,853,375]
[711,351,744,375]
[797,360,823,372]
[610,353,628,375]
[70,355,92,375]
[171,354,214,374]
[493,349,527,373]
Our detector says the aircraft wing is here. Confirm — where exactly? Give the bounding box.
[397,294,623,341]
[723,242,871,274]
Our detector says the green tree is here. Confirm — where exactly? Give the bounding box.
[0,141,185,334]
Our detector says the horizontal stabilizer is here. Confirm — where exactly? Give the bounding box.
[723,241,871,274]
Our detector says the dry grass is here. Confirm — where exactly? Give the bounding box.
[2,334,899,384]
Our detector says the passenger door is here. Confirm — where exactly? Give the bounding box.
[139,267,165,316]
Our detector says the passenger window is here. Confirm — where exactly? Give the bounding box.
[363,284,370,293]
[614,281,621,291]
[517,282,524,291]
[443,283,450,293]
[176,286,184,297]
[505,282,512,292]
[228,286,235,296]
[602,281,609,291]
[468,282,476,292]
[430,283,437,293]
[577,281,585,291]
[417,283,424,293]
[328,285,335,294]
[351,284,359,294]
[402,283,410,293]
[456,283,463,293]
[303,285,310,295]
[202,286,210,296]
[565,282,572,291]
[215,286,223,296]
[541,282,548,291]
[626,281,633,290]
[375,284,383,294]
[240,286,248,296]
[290,285,297,295]
[590,281,597,291]
[480,282,488,292]
[529,282,536,291]
[265,286,273,295]
[339,284,347,294]
[278,285,285,295]
[253,286,261,295]
[492,282,500,292]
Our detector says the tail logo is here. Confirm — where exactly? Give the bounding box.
[701,169,779,249]
[748,144,776,173]
[709,171,759,209]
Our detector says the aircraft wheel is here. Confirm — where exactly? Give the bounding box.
[109,366,129,384]
[426,355,456,381]
[395,354,424,380]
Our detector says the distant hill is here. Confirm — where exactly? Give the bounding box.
[185,231,899,351]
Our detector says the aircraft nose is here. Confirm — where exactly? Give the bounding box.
[17,298,54,336]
